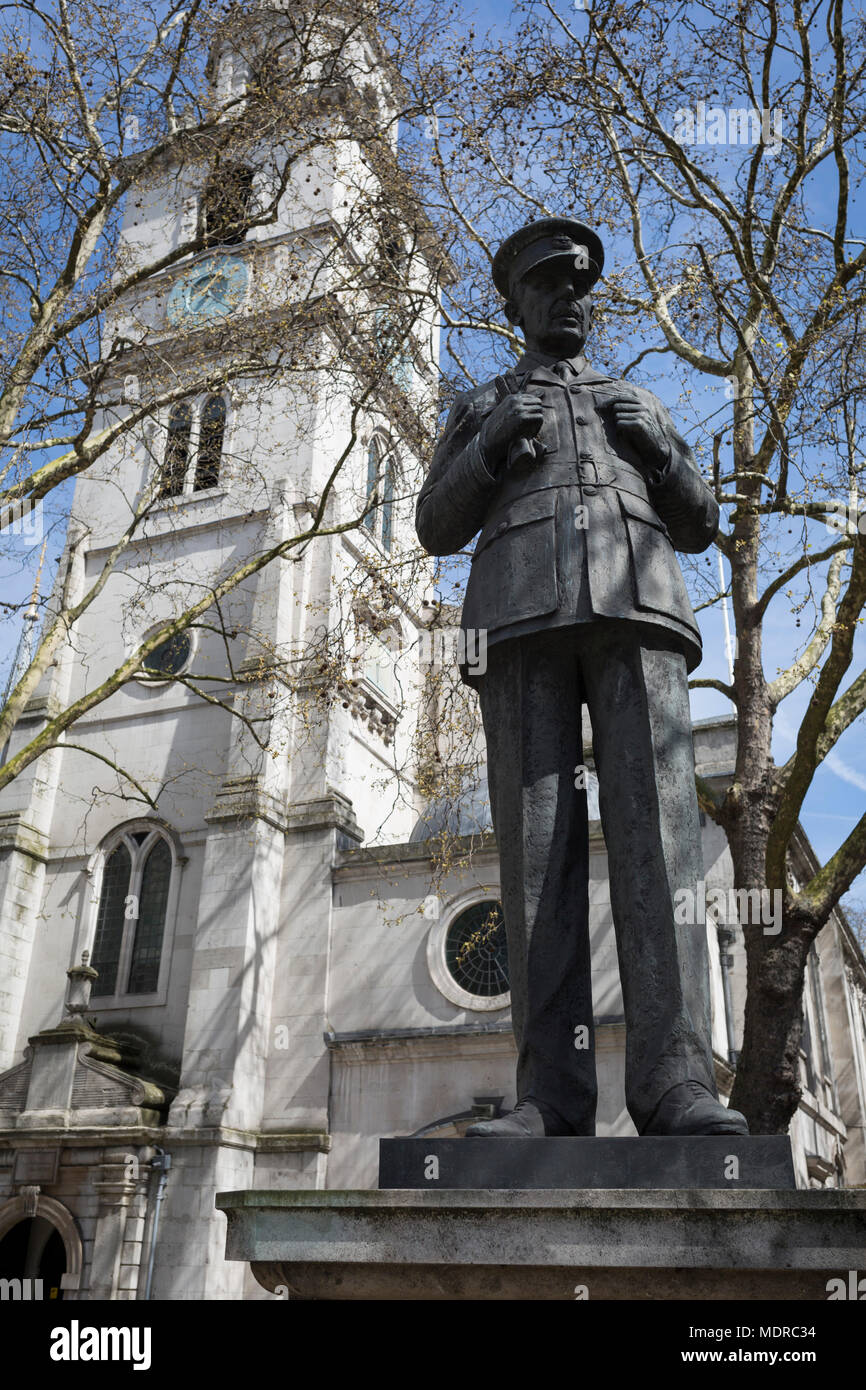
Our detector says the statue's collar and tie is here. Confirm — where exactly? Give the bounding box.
[512,350,615,387]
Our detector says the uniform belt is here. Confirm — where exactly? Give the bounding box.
[497,455,650,505]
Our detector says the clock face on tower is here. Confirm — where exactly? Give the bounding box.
[166,254,250,327]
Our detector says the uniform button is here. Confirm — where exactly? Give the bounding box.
[582,486,597,496]
[575,415,588,425]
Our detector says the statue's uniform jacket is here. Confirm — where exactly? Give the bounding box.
[416,357,719,674]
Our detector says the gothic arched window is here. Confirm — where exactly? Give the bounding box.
[379,228,406,278]
[202,164,255,247]
[381,460,395,552]
[90,828,178,1001]
[363,437,380,534]
[90,843,131,996]
[364,434,395,552]
[195,395,226,490]
[127,839,172,994]
[159,397,227,500]
[160,402,192,497]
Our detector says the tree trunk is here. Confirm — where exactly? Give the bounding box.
[729,911,814,1132]
[722,359,792,1132]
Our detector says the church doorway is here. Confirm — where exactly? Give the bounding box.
[0,1215,67,1299]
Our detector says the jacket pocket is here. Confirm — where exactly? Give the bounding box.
[619,492,699,634]
[473,487,557,558]
[465,489,558,632]
[617,489,670,536]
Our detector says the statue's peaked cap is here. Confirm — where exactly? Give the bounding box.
[492,218,604,298]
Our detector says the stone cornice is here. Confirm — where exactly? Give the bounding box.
[160,1125,331,1153]
[284,790,362,842]
[327,1028,515,1068]
[332,828,606,881]
[333,832,499,878]
[0,1125,331,1153]
[205,777,288,834]
[0,813,48,862]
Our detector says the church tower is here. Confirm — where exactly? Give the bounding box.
[0,0,446,1299]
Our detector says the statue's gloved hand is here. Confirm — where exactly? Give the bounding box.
[479,392,544,472]
[611,391,672,473]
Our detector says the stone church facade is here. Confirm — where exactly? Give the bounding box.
[1,1,865,1301]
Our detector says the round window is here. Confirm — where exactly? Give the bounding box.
[140,632,191,679]
[444,900,509,998]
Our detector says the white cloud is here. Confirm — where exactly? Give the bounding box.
[824,750,866,793]
[774,710,866,792]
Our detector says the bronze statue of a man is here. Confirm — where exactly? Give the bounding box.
[416,218,748,1138]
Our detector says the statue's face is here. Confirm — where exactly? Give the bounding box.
[508,260,593,356]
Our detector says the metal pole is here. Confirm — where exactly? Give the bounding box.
[144,1148,171,1301]
[718,548,735,685]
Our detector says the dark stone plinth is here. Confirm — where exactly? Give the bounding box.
[378,1136,796,1190]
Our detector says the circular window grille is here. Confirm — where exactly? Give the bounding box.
[444,900,509,998]
[141,632,191,679]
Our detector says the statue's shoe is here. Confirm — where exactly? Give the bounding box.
[464,1100,578,1137]
[641,1081,749,1136]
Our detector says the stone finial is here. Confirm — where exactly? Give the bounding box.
[64,950,99,1018]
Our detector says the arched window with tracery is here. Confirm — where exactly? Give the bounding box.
[90,827,177,1001]
[127,838,172,993]
[381,460,395,552]
[90,843,131,995]
[159,397,226,500]
[195,395,226,490]
[364,434,395,552]
[160,402,192,497]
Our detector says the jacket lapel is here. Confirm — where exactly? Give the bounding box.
[524,366,563,387]
[512,354,618,390]
[571,363,618,389]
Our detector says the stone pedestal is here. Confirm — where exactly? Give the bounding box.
[217,1187,866,1300]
